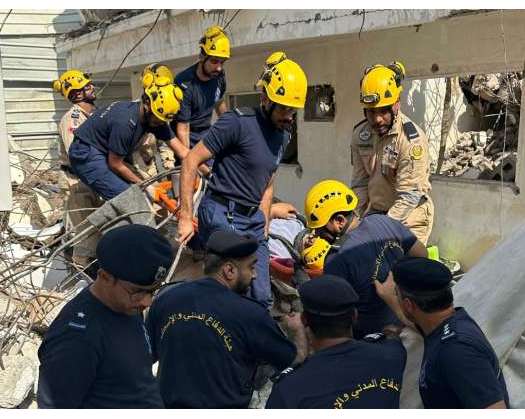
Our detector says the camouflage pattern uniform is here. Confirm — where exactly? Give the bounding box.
[350,111,434,244]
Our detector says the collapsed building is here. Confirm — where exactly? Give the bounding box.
[1,8,525,408]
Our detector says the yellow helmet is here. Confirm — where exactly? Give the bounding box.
[360,61,406,108]
[304,180,358,229]
[142,65,183,122]
[142,63,174,90]
[52,70,91,99]
[199,25,230,59]
[256,51,308,109]
[302,237,331,270]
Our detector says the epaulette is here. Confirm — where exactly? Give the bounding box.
[402,121,419,141]
[363,332,386,343]
[67,310,89,331]
[353,118,367,130]
[233,107,256,117]
[271,365,297,383]
[440,322,457,342]
[178,82,188,90]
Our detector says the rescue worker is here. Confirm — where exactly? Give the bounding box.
[178,51,307,307]
[37,224,173,408]
[351,62,434,245]
[146,230,307,408]
[68,65,184,201]
[375,257,510,409]
[171,25,230,169]
[52,70,102,267]
[304,179,427,338]
[266,275,407,409]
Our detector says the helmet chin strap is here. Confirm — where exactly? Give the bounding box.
[261,101,278,127]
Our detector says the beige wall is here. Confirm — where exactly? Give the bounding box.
[123,10,525,269]
[219,11,525,269]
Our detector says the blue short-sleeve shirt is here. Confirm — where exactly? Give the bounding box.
[419,307,510,408]
[202,107,290,207]
[37,287,163,409]
[324,213,417,336]
[146,278,296,408]
[266,337,407,409]
[74,101,173,157]
[172,63,226,147]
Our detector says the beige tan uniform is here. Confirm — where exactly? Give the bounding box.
[350,111,434,244]
[58,104,102,263]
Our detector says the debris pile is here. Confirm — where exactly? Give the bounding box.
[0,140,86,408]
[443,72,523,181]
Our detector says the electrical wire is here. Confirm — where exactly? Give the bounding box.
[97,9,164,97]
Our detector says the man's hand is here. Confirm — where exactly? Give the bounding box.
[374,271,397,302]
[280,312,304,333]
[279,313,308,364]
[374,272,414,328]
[177,217,195,245]
[270,202,298,220]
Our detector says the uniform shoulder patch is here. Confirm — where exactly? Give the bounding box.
[358,126,372,145]
[363,332,386,343]
[402,121,420,141]
[409,144,424,160]
[67,311,88,331]
[233,106,256,117]
[440,322,457,342]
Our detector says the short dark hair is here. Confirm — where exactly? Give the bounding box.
[398,287,453,313]
[203,253,230,275]
[329,211,353,223]
[303,311,354,339]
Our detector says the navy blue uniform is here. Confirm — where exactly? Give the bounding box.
[37,287,163,408]
[173,63,226,147]
[324,214,417,338]
[198,107,290,306]
[419,308,510,409]
[69,101,174,200]
[266,337,406,409]
[146,278,296,408]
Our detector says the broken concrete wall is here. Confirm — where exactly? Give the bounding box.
[403,72,522,181]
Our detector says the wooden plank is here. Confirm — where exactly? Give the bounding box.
[6,110,64,123]
[2,57,66,70]
[6,119,59,135]
[0,22,81,36]
[0,46,58,59]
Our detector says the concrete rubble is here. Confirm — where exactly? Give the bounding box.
[442,72,523,181]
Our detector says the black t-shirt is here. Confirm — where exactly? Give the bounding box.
[74,100,173,157]
[266,337,407,409]
[173,63,226,147]
[203,107,290,207]
[37,287,163,408]
[419,307,510,408]
[146,278,296,408]
[324,214,417,337]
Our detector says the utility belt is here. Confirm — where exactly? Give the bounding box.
[208,192,259,218]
